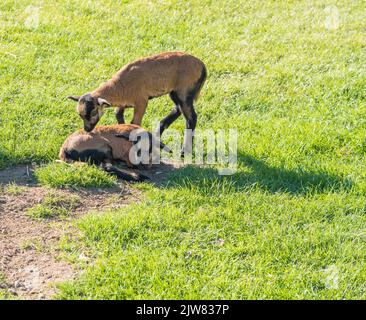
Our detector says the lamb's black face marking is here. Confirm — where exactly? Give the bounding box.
[76,94,101,132]
[82,95,96,121]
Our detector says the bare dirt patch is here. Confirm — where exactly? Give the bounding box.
[0,161,181,299]
[0,184,136,299]
[0,164,34,186]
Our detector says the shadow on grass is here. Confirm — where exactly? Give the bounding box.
[0,150,9,170]
[163,152,352,195]
[0,152,352,196]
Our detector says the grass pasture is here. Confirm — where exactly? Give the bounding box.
[0,0,366,299]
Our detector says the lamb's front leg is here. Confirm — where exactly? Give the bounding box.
[131,100,148,125]
[115,107,125,124]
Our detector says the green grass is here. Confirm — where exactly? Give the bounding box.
[0,274,12,300]
[0,291,10,300]
[2,182,26,195]
[26,192,80,219]
[34,162,117,188]
[1,0,366,299]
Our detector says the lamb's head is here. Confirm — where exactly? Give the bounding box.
[67,94,111,132]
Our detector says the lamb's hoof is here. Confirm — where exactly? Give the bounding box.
[180,149,192,158]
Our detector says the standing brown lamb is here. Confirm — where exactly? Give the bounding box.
[68,51,207,154]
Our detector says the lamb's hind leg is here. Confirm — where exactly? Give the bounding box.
[158,91,182,136]
[178,67,206,156]
[101,163,149,182]
[97,147,148,182]
[179,96,197,156]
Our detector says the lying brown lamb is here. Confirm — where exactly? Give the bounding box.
[59,124,170,182]
[68,51,207,154]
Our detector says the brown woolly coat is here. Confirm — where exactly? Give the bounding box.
[92,51,206,112]
[59,124,145,167]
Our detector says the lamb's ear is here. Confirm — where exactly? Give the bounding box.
[67,95,80,102]
[97,98,111,107]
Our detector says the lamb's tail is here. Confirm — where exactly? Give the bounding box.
[193,63,207,101]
